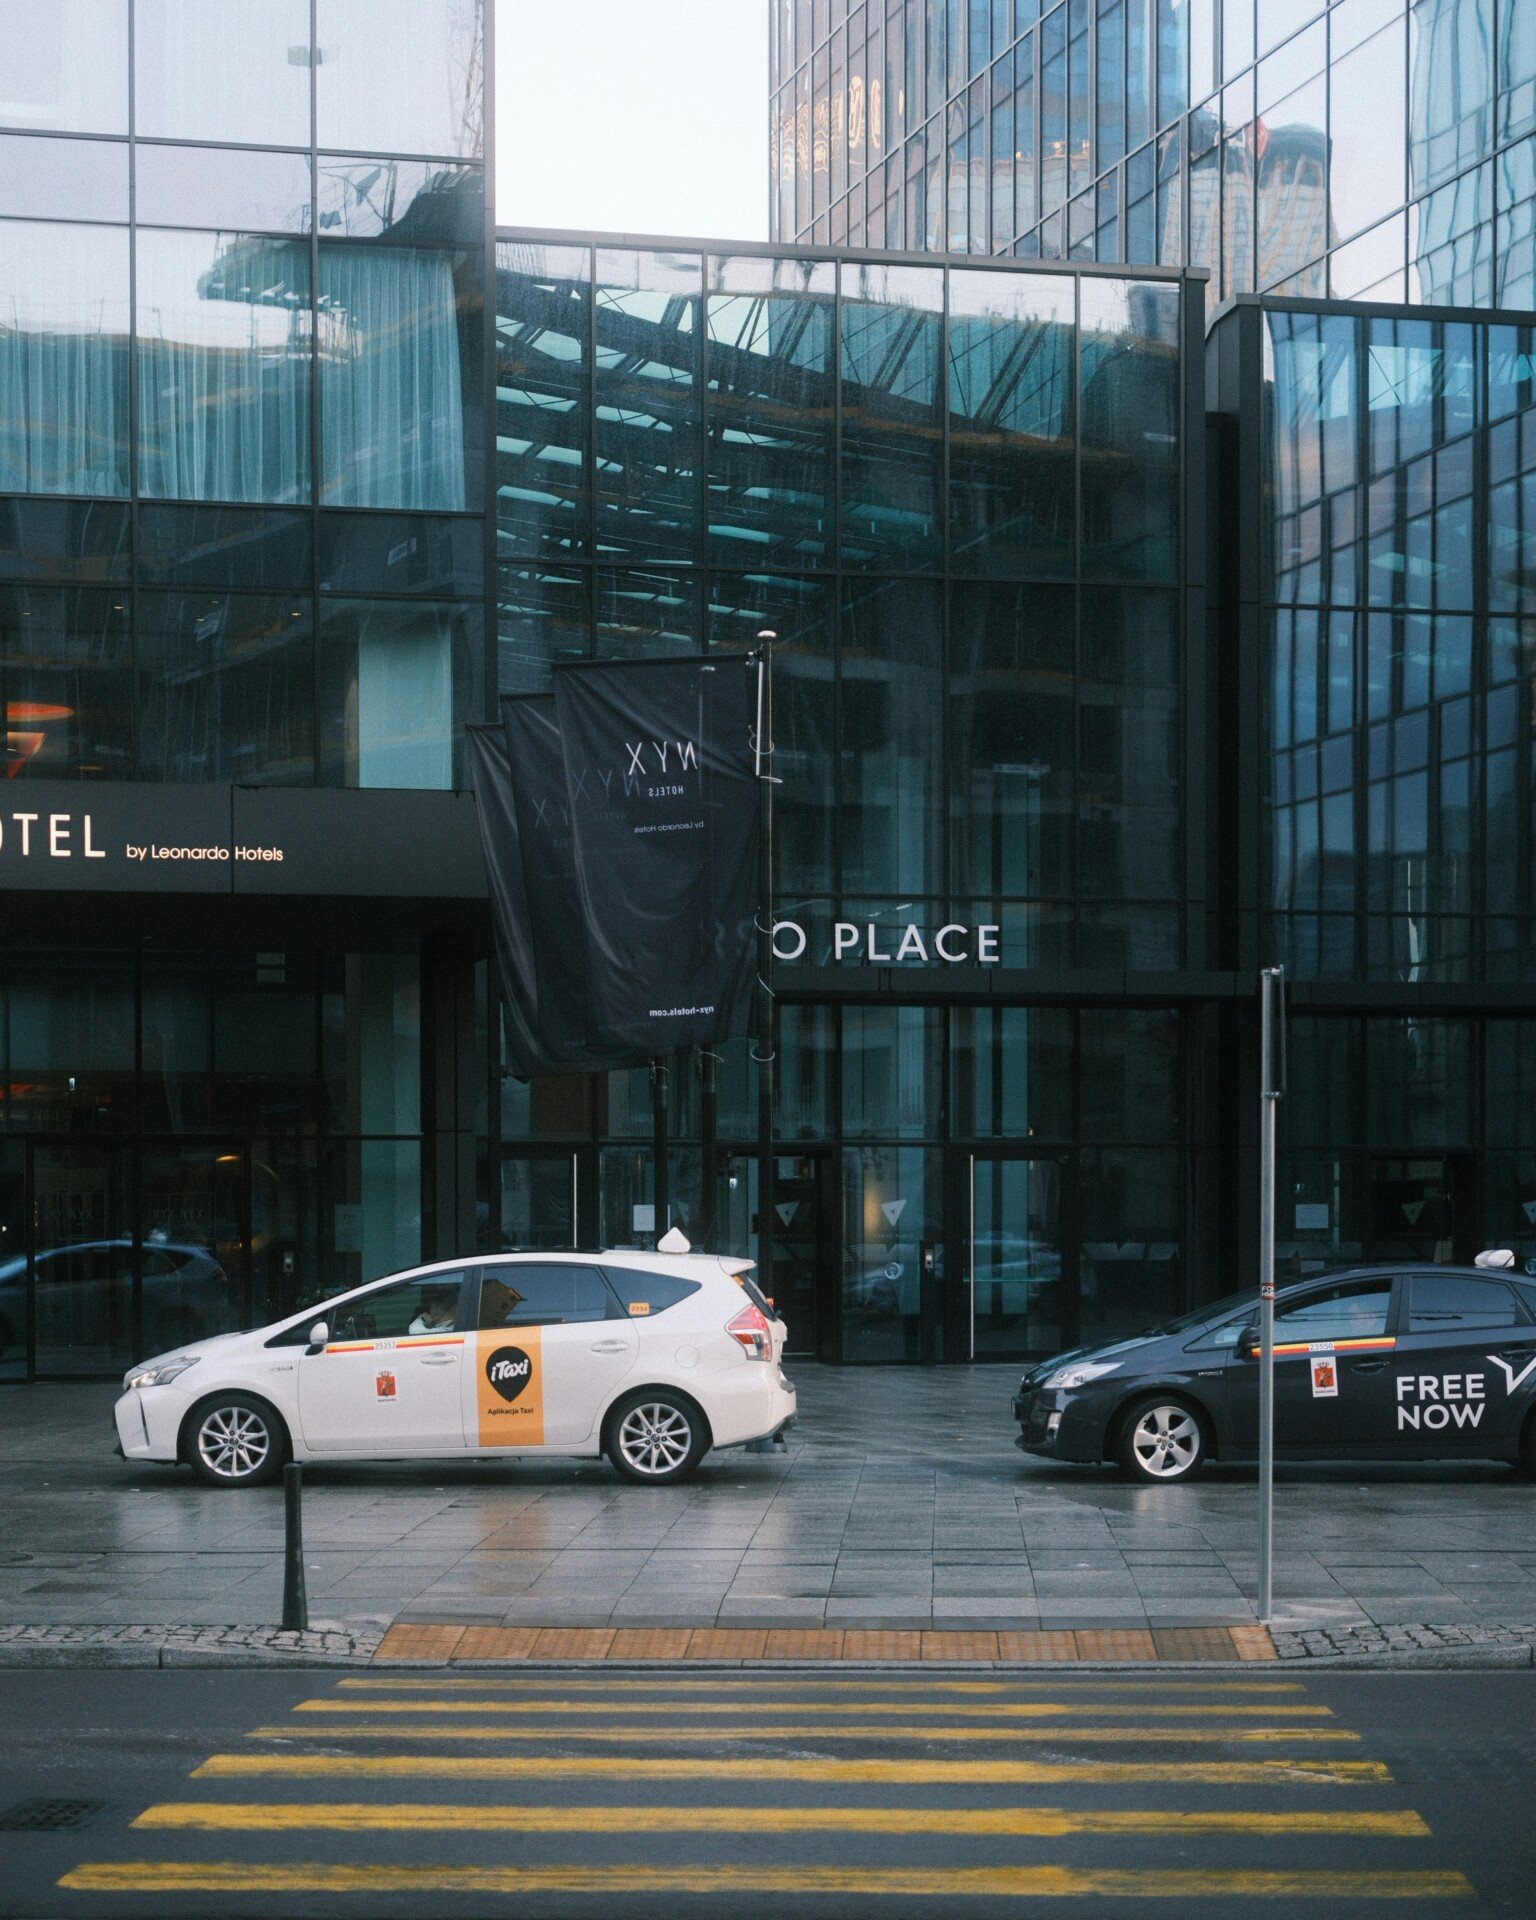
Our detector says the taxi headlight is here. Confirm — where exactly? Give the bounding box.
[1041,1360,1122,1391]
[124,1358,199,1393]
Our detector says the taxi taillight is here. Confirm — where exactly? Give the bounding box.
[726,1303,772,1360]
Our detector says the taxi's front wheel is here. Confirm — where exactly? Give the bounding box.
[605,1390,710,1485]
[1116,1396,1208,1484]
[184,1393,288,1488]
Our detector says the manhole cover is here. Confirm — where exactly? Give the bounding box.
[0,1799,106,1831]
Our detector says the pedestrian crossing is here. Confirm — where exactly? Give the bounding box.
[59,1671,1475,1908]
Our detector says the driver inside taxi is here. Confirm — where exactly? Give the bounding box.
[408,1286,459,1335]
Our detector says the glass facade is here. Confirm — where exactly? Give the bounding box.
[775,0,1536,315]
[0,946,426,1382]
[491,236,1204,1363]
[0,3,487,787]
[1210,291,1536,1288]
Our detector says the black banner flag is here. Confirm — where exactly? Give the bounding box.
[553,654,760,1057]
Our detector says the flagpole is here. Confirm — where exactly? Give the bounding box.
[754,633,777,1299]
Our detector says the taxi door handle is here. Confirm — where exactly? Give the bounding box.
[420,1354,458,1367]
[590,1340,629,1354]
[1349,1359,1388,1373]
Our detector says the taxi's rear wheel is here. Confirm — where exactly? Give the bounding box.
[1117,1396,1208,1484]
[184,1393,287,1488]
[606,1390,709,1485]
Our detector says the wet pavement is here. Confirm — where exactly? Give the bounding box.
[2,1368,1534,1634]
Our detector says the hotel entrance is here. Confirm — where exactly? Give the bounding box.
[951,1150,1075,1362]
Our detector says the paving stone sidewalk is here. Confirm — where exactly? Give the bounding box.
[3,1366,1536,1638]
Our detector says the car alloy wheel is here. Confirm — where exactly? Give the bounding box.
[1126,1401,1203,1481]
[615,1401,696,1479]
[196,1404,273,1483]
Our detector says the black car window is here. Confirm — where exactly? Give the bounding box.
[1275,1280,1392,1341]
[603,1267,702,1318]
[1408,1274,1524,1333]
[479,1263,614,1328]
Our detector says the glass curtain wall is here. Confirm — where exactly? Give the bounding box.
[492,236,1195,1360]
[1265,303,1534,985]
[0,945,425,1381]
[0,2,487,788]
[775,1,1536,316]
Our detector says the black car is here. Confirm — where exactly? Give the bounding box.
[1013,1264,1536,1484]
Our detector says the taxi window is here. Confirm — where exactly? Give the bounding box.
[479,1264,614,1328]
[1408,1274,1525,1332]
[328,1274,468,1342]
[603,1267,702,1318]
[1275,1280,1392,1341]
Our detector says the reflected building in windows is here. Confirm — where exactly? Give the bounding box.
[776,1,1532,311]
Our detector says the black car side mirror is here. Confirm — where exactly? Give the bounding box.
[1236,1324,1260,1359]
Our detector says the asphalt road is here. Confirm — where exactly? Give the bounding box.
[1,1667,1533,1917]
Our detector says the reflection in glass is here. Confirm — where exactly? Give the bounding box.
[1080,587,1181,903]
[136,590,314,784]
[317,159,483,242]
[138,1145,246,1348]
[594,250,701,563]
[28,1145,134,1375]
[137,504,311,591]
[497,563,589,696]
[971,1155,1067,1356]
[706,256,835,565]
[948,268,1074,575]
[1080,279,1180,579]
[135,146,313,234]
[0,499,130,583]
[0,133,127,223]
[839,262,943,568]
[708,572,834,897]
[840,1144,940,1361]
[840,577,942,894]
[0,1143,22,1382]
[495,241,589,562]
[0,221,129,496]
[1256,79,1326,290]
[318,597,467,789]
[949,583,1074,903]
[952,1007,1073,1138]
[316,0,484,157]
[1078,1146,1183,1345]
[134,0,310,146]
[0,2,127,135]
[319,244,472,509]
[0,587,133,778]
[135,231,310,504]
[319,513,481,598]
[1410,166,1492,306]
[1329,22,1407,243]
[594,567,700,658]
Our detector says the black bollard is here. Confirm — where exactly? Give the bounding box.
[281,1460,308,1632]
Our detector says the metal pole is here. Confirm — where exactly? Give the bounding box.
[698,1046,718,1249]
[753,638,776,1295]
[651,1056,669,1244]
[281,1461,307,1632]
[1257,965,1284,1628]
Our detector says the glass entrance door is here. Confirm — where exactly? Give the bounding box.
[964,1152,1071,1360]
[499,1150,581,1250]
[721,1150,837,1358]
[30,1144,134,1377]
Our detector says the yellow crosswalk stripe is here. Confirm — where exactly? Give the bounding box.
[196,1752,1392,1785]
[246,1720,1358,1744]
[135,1800,1433,1838]
[340,1676,1308,1695]
[296,1697,1335,1720]
[60,1861,1474,1898]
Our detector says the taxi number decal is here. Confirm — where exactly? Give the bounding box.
[477,1328,543,1446]
[628,1301,651,1316]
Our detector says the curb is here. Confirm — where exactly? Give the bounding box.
[0,1647,1531,1672]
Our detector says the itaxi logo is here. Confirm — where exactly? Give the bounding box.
[477,1329,543,1444]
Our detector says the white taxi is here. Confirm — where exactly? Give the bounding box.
[113,1239,796,1488]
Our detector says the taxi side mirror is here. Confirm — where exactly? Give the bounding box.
[307,1321,329,1353]
[1236,1324,1260,1360]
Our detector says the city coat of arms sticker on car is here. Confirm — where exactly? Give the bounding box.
[1309,1353,1338,1398]
[477,1330,544,1445]
[375,1369,397,1402]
